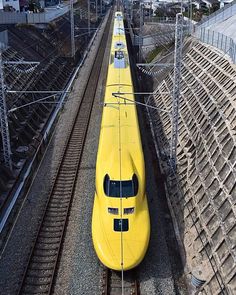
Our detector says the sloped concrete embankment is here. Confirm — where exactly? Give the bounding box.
[148,39,236,294]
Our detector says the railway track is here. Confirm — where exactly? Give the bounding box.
[102,268,140,295]
[17,9,113,295]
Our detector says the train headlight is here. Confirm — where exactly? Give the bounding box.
[108,207,119,215]
[124,207,134,214]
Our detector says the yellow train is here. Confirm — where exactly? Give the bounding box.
[92,11,150,271]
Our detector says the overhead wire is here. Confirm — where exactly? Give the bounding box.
[6,6,95,66]
[8,93,58,112]
[116,9,125,295]
[5,29,76,110]
[7,13,77,55]
[4,3,100,112]
[4,27,71,109]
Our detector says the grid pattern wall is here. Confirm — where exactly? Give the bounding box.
[149,40,236,294]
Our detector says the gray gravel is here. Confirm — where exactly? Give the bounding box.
[137,97,187,294]
[52,80,104,295]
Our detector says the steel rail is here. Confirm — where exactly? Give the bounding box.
[17,9,113,295]
[101,267,140,295]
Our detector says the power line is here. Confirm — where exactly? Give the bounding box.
[88,0,91,37]
[7,15,71,56]
[0,47,70,169]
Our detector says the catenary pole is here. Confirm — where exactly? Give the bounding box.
[0,51,12,170]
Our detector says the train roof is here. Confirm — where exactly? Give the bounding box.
[96,11,144,181]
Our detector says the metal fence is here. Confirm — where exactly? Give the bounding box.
[196,0,236,27]
[0,12,27,24]
[144,16,176,24]
[196,28,236,63]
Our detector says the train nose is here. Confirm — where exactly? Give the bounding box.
[92,196,150,271]
[95,237,149,271]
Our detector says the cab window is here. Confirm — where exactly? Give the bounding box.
[103,174,138,197]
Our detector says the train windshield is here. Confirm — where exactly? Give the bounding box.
[104,174,138,197]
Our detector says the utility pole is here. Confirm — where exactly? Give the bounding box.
[149,1,152,20]
[0,51,12,170]
[70,0,75,58]
[95,0,98,22]
[88,0,91,37]
[130,0,133,22]
[100,0,102,17]
[170,13,184,169]
[190,0,193,33]
[139,2,143,62]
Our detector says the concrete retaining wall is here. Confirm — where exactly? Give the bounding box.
[148,39,236,294]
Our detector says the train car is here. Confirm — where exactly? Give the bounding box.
[92,11,150,271]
